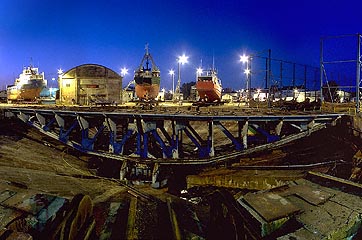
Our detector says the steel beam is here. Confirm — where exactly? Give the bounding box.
[214,121,242,150]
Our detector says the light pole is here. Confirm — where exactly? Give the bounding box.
[120,67,128,104]
[240,55,251,100]
[169,69,175,95]
[51,77,55,88]
[57,68,63,103]
[174,54,189,101]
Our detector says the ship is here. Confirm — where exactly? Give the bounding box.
[134,45,160,101]
[7,65,47,103]
[195,68,222,102]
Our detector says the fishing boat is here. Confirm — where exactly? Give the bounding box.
[134,45,160,101]
[7,65,47,102]
[196,69,222,102]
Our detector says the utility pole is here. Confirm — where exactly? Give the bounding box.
[267,49,272,108]
[356,33,361,112]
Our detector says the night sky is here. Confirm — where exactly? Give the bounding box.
[0,0,360,90]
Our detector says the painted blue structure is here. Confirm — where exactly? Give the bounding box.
[7,108,343,165]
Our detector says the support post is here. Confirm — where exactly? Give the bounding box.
[307,119,315,136]
[356,33,361,113]
[292,63,296,88]
[267,49,272,108]
[215,121,242,151]
[152,163,159,184]
[304,65,307,101]
[120,160,128,180]
[77,116,97,151]
[280,61,283,88]
[55,114,65,128]
[36,113,46,127]
[275,120,284,136]
[173,122,186,159]
[208,121,214,157]
[242,121,248,149]
[320,37,324,102]
[18,112,29,123]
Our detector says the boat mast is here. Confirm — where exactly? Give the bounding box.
[145,43,150,70]
[212,55,215,71]
[136,43,159,72]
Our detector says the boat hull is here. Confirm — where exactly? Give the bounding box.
[133,46,161,101]
[7,85,43,101]
[135,83,160,100]
[196,81,222,102]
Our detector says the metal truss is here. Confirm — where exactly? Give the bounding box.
[5,108,343,163]
[4,108,343,183]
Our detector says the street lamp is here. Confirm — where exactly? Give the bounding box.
[240,55,251,100]
[174,54,189,101]
[178,54,189,65]
[169,69,175,94]
[57,68,64,103]
[239,54,249,64]
[121,67,128,77]
[120,67,129,105]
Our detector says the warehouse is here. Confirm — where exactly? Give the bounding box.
[58,64,122,105]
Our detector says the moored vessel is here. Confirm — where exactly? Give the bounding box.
[7,65,47,102]
[196,69,222,102]
[134,45,160,101]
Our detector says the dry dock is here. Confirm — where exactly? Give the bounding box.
[0,104,361,239]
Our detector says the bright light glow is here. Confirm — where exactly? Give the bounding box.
[294,89,299,94]
[121,67,128,76]
[162,88,165,92]
[239,54,249,63]
[169,69,175,75]
[196,67,203,75]
[178,54,189,64]
[57,68,63,75]
[52,77,55,81]
[244,68,251,75]
[257,89,261,93]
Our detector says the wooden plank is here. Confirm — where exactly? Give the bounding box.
[243,192,300,222]
[126,197,138,239]
[291,185,333,205]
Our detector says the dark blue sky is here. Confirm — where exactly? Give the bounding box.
[0,0,360,90]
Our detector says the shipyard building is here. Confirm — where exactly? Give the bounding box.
[58,64,122,105]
